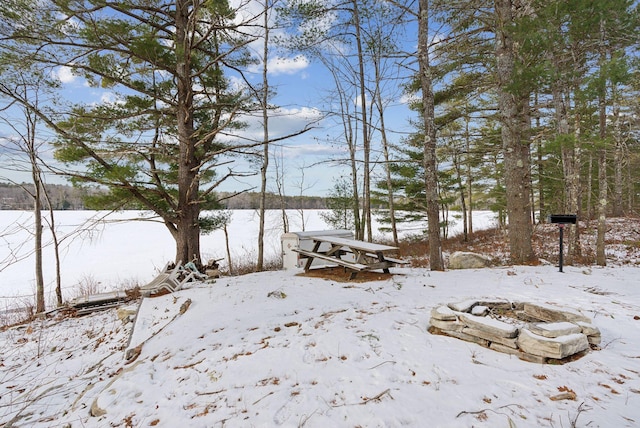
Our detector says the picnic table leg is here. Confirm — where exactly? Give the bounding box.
[303,240,322,272]
[376,252,391,274]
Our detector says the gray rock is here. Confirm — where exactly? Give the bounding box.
[462,327,519,348]
[523,303,591,324]
[577,321,601,337]
[527,322,581,338]
[448,251,491,269]
[429,318,464,332]
[517,328,589,359]
[459,312,519,338]
[448,299,477,312]
[471,305,489,316]
[431,305,457,321]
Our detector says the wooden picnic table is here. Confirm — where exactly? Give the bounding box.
[293,235,408,279]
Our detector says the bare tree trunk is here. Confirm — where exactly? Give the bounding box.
[273,149,290,234]
[596,21,608,266]
[224,223,232,275]
[418,0,444,271]
[564,115,582,265]
[586,153,593,221]
[257,1,270,271]
[372,56,398,246]
[351,0,372,242]
[626,148,633,213]
[30,150,45,313]
[612,101,624,217]
[495,0,535,264]
[465,113,473,235]
[596,148,607,266]
[453,151,468,241]
[42,189,62,306]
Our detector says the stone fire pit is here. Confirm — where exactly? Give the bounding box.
[429,300,601,364]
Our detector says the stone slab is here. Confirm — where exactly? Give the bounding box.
[527,322,582,338]
[459,312,519,338]
[490,342,522,356]
[429,318,464,332]
[431,305,457,321]
[518,352,548,364]
[523,303,591,324]
[441,329,490,348]
[462,327,519,348]
[517,328,589,359]
[476,300,514,310]
[471,305,488,316]
[448,300,477,313]
[577,321,601,337]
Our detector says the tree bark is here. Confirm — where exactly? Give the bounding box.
[494,0,535,264]
[351,0,372,242]
[418,0,444,271]
[175,0,201,265]
[257,0,270,271]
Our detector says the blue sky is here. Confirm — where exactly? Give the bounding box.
[0,0,419,198]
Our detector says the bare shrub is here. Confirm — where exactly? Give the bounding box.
[72,274,103,299]
[0,298,34,329]
[224,251,282,276]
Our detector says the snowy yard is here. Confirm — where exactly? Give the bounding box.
[1,211,640,427]
[2,263,640,427]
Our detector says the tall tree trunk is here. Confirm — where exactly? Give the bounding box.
[30,151,45,313]
[596,81,607,266]
[372,56,398,246]
[612,101,624,217]
[43,189,62,306]
[495,0,535,264]
[586,153,593,220]
[175,0,201,265]
[564,115,582,264]
[351,0,372,242]
[453,151,468,242]
[418,0,444,271]
[596,150,607,266]
[596,20,608,266]
[257,1,270,271]
[465,113,473,236]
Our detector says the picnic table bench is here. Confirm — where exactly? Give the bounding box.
[293,235,409,279]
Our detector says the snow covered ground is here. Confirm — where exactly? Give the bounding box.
[2,210,640,427]
[1,264,640,427]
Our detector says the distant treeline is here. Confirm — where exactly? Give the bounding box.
[215,192,327,210]
[0,182,89,210]
[0,182,328,210]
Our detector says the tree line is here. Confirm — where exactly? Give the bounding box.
[0,182,329,210]
[1,0,639,313]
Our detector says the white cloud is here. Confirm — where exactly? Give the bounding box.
[52,66,77,84]
[267,55,310,75]
[247,55,311,76]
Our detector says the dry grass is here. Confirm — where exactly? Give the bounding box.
[389,216,640,269]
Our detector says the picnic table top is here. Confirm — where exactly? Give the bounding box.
[308,235,398,253]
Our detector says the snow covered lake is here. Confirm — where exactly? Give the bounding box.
[0,209,496,307]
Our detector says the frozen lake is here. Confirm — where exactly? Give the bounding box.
[0,209,496,306]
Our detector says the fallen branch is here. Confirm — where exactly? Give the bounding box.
[456,403,526,418]
[195,388,226,396]
[360,388,392,405]
[252,391,275,405]
[330,388,393,408]
[173,358,205,370]
[367,360,396,370]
